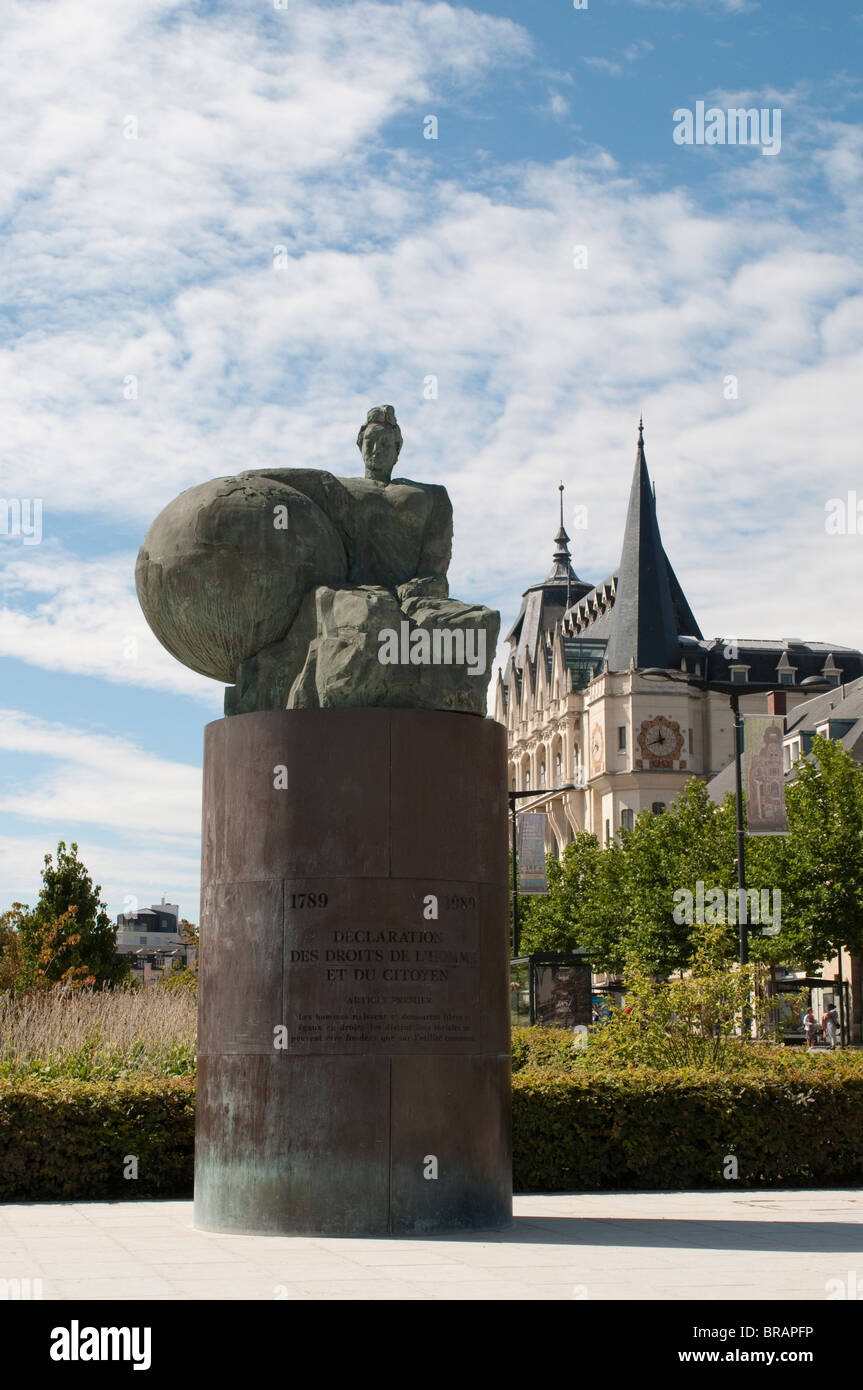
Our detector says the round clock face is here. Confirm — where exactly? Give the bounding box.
[637,716,684,765]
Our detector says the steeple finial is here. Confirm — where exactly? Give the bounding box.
[552,482,573,610]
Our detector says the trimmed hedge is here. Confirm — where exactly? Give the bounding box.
[0,1077,195,1200]
[3,1065,863,1200]
[512,1066,863,1191]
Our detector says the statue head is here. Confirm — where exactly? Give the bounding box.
[357,405,403,483]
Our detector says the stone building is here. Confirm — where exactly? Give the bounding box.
[495,423,863,851]
[115,897,195,986]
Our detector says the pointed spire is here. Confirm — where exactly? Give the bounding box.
[548,480,576,591]
[552,481,573,609]
[604,421,685,673]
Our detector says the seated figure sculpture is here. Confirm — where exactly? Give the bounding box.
[135,406,499,716]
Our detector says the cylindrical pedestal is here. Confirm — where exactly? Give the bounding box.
[194,708,512,1236]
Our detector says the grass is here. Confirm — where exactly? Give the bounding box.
[0,987,197,1079]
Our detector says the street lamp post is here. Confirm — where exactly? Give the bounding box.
[729,685,748,966]
[508,784,575,958]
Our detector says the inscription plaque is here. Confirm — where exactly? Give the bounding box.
[283,878,481,1053]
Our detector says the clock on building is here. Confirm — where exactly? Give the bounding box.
[636,715,685,769]
[590,723,604,773]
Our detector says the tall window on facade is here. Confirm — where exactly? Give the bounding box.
[555,753,562,784]
[620,809,634,831]
[617,726,627,751]
[539,762,546,788]
[525,770,530,791]
[783,739,801,773]
[604,818,611,845]
[688,728,693,753]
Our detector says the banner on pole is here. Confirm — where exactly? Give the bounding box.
[742,714,789,835]
[517,812,548,893]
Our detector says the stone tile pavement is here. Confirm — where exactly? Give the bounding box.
[0,1190,861,1300]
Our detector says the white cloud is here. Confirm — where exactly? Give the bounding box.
[0,709,201,838]
[583,57,624,78]
[0,708,202,913]
[0,831,201,921]
[546,92,570,120]
[0,545,223,703]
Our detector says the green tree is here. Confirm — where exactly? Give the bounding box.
[0,903,28,991]
[518,832,607,955]
[764,736,863,971]
[518,743,863,983]
[611,782,738,975]
[520,784,742,976]
[18,842,130,989]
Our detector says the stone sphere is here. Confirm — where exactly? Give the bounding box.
[136,475,348,684]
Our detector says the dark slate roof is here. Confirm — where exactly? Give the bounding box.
[785,676,863,730]
[603,423,701,671]
[562,425,702,666]
[693,639,863,687]
[506,501,592,670]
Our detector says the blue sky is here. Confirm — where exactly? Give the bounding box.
[1,0,862,917]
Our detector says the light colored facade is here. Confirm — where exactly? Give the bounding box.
[497,651,844,852]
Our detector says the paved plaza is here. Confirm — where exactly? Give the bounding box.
[1,1189,861,1301]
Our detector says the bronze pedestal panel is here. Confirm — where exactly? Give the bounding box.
[194,708,512,1235]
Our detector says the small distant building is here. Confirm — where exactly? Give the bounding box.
[116,897,195,986]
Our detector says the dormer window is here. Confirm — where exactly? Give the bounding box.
[776,653,796,685]
[730,666,749,683]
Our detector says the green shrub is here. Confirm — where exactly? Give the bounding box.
[512,1064,863,1191]
[0,1077,195,1200]
[512,1025,585,1073]
[3,1035,863,1202]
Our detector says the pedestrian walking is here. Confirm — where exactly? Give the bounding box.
[802,1007,817,1048]
[822,1002,840,1050]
